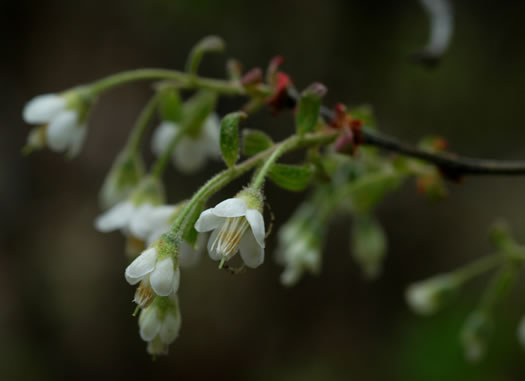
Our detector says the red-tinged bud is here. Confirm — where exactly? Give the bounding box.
[266,56,285,85]
[267,72,294,113]
[241,68,264,87]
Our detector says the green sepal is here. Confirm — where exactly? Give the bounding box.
[186,35,225,75]
[242,129,274,157]
[268,163,314,191]
[295,83,326,136]
[220,111,246,168]
[159,89,183,123]
[351,214,387,280]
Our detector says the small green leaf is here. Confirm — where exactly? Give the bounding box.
[268,163,314,191]
[295,83,326,136]
[186,35,225,75]
[351,214,387,280]
[182,201,205,248]
[242,129,274,156]
[220,111,246,167]
[159,89,183,123]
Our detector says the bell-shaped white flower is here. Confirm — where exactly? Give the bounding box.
[125,246,180,298]
[23,93,88,157]
[194,191,265,268]
[151,113,220,174]
[139,294,182,356]
[405,275,457,315]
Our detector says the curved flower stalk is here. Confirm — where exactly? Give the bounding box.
[151,113,221,173]
[194,189,265,268]
[139,294,182,356]
[22,91,91,157]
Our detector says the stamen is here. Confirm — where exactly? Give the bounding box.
[212,217,250,260]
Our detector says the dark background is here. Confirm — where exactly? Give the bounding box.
[2,1,525,380]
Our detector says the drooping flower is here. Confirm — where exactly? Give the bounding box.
[125,244,180,303]
[22,92,90,157]
[151,113,221,173]
[99,149,145,209]
[194,189,265,268]
[139,294,182,356]
[405,275,457,315]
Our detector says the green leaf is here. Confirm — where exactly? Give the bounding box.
[159,89,183,122]
[295,83,326,136]
[220,111,246,167]
[268,163,314,191]
[351,214,387,280]
[186,35,225,75]
[242,129,273,156]
[181,201,205,248]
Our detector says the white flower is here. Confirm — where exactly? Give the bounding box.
[139,294,182,356]
[151,113,220,173]
[194,193,265,268]
[23,93,87,157]
[125,246,180,298]
[405,275,456,315]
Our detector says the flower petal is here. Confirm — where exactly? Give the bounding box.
[150,257,175,296]
[151,121,178,156]
[212,198,247,218]
[207,228,222,261]
[67,124,87,158]
[159,312,181,344]
[245,209,265,248]
[129,203,157,240]
[139,307,161,341]
[47,111,78,152]
[23,94,65,124]
[194,209,224,232]
[125,247,157,284]
[173,137,208,173]
[239,229,265,268]
[94,201,135,232]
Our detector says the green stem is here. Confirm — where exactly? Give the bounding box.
[452,255,502,284]
[126,94,161,153]
[169,130,339,236]
[250,140,293,189]
[150,128,184,179]
[479,263,518,313]
[87,68,270,97]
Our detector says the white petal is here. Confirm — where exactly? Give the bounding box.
[159,312,181,344]
[67,124,87,157]
[125,247,158,284]
[202,113,221,157]
[194,209,224,232]
[245,209,265,248]
[173,137,208,173]
[151,121,178,156]
[207,228,222,261]
[150,257,175,296]
[129,203,157,240]
[46,110,78,152]
[179,241,201,268]
[94,201,135,232]
[23,94,66,124]
[139,307,161,341]
[239,229,265,268]
[212,198,247,218]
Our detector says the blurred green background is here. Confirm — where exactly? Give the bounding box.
[2,0,525,380]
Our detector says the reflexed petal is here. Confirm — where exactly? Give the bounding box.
[207,228,222,261]
[67,124,87,157]
[23,94,65,124]
[125,247,157,284]
[159,312,181,344]
[151,121,178,156]
[245,209,265,248]
[194,209,223,232]
[212,198,247,217]
[150,257,175,296]
[94,201,135,232]
[239,229,264,268]
[173,137,208,173]
[139,307,161,341]
[47,111,78,152]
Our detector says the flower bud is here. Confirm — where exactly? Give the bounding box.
[461,310,491,362]
[405,274,457,315]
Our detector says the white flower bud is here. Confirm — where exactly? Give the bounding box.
[405,275,457,315]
